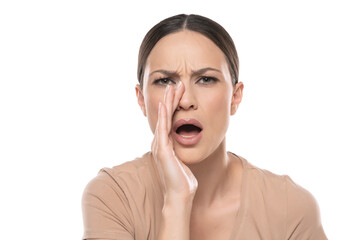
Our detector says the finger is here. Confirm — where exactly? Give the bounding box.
[154,103,161,141]
[164,85,175,133]
[151,105,161,155]
[158,101,168,149]
[158,101,176,173]
[172,81,185,113]
[151,123,158,152]
[162,85,170,132]
[163,84,170,102]
[152,137,159,167]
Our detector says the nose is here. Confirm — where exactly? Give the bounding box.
[176,84,197,111]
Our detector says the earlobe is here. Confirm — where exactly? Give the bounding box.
[135,84,147,117]
[230,82,244,115]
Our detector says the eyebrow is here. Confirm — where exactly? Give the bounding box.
[149,67,221,77]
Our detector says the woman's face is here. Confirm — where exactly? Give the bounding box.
[136,30,243,164]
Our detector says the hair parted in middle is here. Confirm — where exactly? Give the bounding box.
[137,14,239,89]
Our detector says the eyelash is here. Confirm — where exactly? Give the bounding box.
[198,76,218,85]
[153,78,176,85]
[153,76,218,86]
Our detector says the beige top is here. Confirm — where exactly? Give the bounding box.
[82,152,327,240]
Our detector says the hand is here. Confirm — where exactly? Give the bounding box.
[151,82,198,202]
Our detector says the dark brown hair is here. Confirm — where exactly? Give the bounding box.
[137,14,239,88]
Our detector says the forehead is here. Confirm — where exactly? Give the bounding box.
[146,30,227,71]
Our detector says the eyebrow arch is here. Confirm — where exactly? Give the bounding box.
[192,67,221,76]
[149,67,221,77]
[150,69,178,77]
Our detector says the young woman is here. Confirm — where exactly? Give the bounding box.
[82,14,327,240]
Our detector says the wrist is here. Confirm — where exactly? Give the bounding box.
[162,194,194,214]
[164,192,195,205]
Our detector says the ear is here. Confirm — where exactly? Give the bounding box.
[230,82,244,115]
[135,84,147,116]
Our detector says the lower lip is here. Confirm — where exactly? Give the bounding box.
[173,130,203,146]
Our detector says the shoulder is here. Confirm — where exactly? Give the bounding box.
[284,175,327,239]
[83,152,153,196]
[82,152,162,240]
[81,153,153,240]
[240,155,289,194]
[284,175,320,215]
[240,156,321,212]
[235,154,327,238]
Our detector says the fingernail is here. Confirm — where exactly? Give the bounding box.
[165,85,170,93]
[158,102,162,112]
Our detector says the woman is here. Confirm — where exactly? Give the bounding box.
[82,14,327,240]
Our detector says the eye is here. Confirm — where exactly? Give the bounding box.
[197,76,218,85]
[153,78,176,86]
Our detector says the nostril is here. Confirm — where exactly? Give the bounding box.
[176,103,197,111]
[176,104,196,111]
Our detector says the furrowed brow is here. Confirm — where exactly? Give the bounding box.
[149,69,179,77]
[149,67,221,77]
[191,67,221,76]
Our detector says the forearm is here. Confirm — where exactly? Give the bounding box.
[157,197,194,240]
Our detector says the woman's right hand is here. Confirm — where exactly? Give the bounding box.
[151,82,198,203]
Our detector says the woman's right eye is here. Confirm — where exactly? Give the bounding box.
[153,78,175,85]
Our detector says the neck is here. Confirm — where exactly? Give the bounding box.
[187,139,235,209]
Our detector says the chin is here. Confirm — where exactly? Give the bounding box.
[173,145,207,165]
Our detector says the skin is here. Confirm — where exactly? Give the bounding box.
[135,30,244,231]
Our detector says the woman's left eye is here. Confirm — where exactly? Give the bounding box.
[198,76,218,85]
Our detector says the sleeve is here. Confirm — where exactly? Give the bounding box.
[81,170,134,240]
[284,176,328,240]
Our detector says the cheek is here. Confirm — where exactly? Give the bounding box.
[203,88,231,115]
[213,95,231,127]
[200,88,232,134]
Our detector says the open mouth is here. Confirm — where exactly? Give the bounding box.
[176,124,202,138]
[172,119,203,145]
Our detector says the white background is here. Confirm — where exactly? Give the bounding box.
[0,0,359,239]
